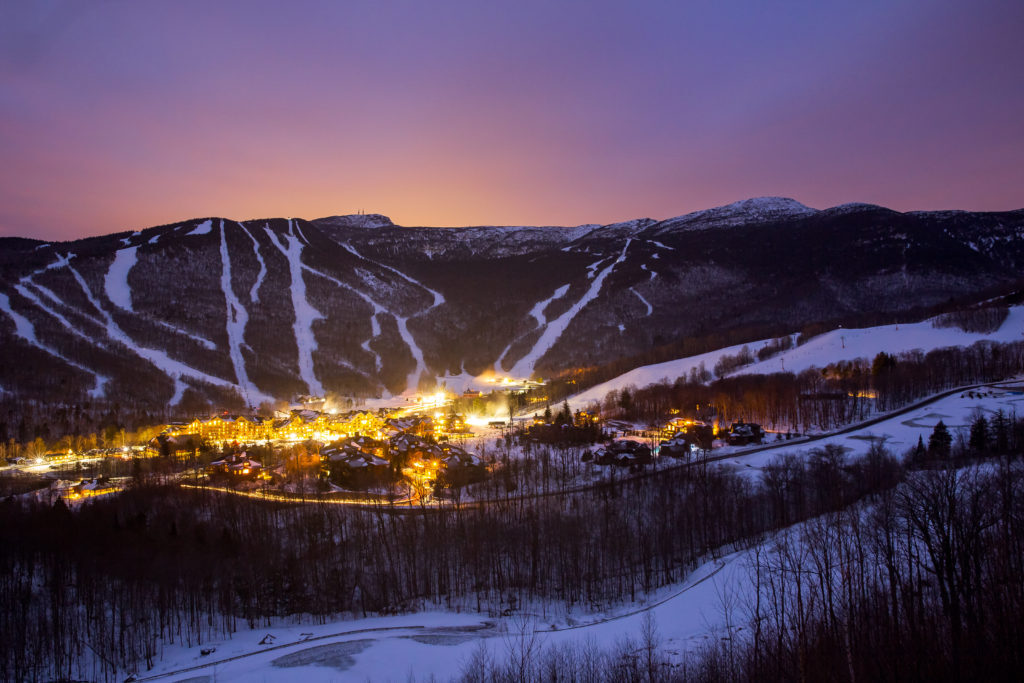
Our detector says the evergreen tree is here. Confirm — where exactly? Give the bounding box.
[928,420,952,459]
[968,415,989,454]
[991,409,1009,453]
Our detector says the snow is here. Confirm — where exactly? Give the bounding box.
[187,219,213,236]
[648,239,674,251]
[302,267,384,376]
[735,306,1024,379]
[104,246,138,311]
[630,287,652,316]
[132,550,744,683]
[67,262,241,405]
[148,233,161,244]
[529,284,570,326]
[220,221,271,407]
[508,239,632,378]
[713,382,1024,474]
[340,241,446,390]
[244,223,268,303]
[0,292,108,397]
[569,306,1024,411]
[267,222,325,397]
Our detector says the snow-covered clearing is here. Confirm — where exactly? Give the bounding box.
[187,219,213,236]
[570,306,1024,410]
[648,239,674,251]
[220,222,271,406]
[267,222,325,397]
[713,383,1024,476]
[508,239,632,379]
[134,551,743,683]
[104,246,138,311]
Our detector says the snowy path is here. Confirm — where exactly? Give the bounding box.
[0,292,108,397]
[340,242,445,390]
[630,286,652,316]
[529,284,571,326]
[303,267,383,376]
[104,246,138,311]
[508,239,632,378]
[243,222,268,303]
[220,222,271,406]
[267,222,325,396]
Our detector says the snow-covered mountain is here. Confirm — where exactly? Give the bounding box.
[1,199,1022,410]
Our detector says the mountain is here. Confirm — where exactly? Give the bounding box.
[1,198,1022,410]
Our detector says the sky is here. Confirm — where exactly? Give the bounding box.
[1,0,1022,241]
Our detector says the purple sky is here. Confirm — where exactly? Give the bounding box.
[1,0,1022,240]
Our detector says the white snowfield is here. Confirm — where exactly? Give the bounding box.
[104,246,138,312]
[569,306,1024,410]
[133,551,741,683]
[267,221,326,397]
[186,219,213,236]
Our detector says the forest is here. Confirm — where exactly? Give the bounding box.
[3,404,1023,681]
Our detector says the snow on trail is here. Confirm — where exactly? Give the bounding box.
[187,219,213,236]
[630,287,652,316]
[104,246,138,311]
[267,222,325,396]
[244,223,268,303]
[340,242,444,389]
[648,239,675,250]
[340,242,445,308]
[509,239,632,378]
[301,266,381,376]
[67,263,240,405]
[529,284,571,326]
[0,292,108,397]
[585,257,606,279]
[220,221,269,406]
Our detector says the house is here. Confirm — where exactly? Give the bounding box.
[208,453,262,478]
[726,421,765,446]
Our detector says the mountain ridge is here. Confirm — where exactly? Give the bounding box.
[2,198,1023,412]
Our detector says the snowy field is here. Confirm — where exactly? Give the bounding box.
[137,384,1022,682]
[567,306,1024,411]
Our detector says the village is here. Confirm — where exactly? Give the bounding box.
[2,378,777,507]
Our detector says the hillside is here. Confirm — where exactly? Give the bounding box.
[1,198,1023,410]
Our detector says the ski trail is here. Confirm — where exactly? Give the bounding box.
[648,239,675,251]
[508,239,632,378]
[303,267,384,375]
[220,221,265,407]
[494,283,571,372]
[67,263,241,405]
[266,222,325,396]
[340,242,445,308]
[630,287,653,316]
[104,246,138,311]
[340,242,443,389]
[243,223,268,304]
[0,292,108,397]
[529,284,571,326]
[585,257,606,279]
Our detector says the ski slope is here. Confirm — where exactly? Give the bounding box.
[570,306,1024,410]
[508,239,632,379]
[267,222,325,397]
